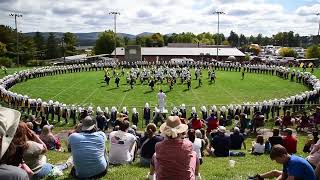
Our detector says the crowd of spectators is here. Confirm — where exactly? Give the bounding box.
[1,104,320,179]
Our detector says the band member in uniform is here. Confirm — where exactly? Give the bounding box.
[48,100,55,121]
[40,102,49,121]
[115,75,120,88]
[70,105,77,125]
[132,107,139,126]
[30,99,37,115]
[149,78,155,91]
[187,77,191,90]
[110,106,117,127]
[121,107,129,116]
[36,98,42,117]
[201,106,208,120]
[198,76,202,87]
[180,104,187,118]
[241,70,245,80]
[62,104,68,124]
[54,101,61,123]
[105,74,110,86]
[143,103,151,126]
[169,77,174,90]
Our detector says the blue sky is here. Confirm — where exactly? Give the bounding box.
[0,0,319,36]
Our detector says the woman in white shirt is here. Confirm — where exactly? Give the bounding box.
[187,129,203,164]
[252,135,265,155]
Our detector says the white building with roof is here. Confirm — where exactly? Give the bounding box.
[111,46,245,62]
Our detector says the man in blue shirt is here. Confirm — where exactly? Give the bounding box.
[69,116,108,179]
[211,126,231,157]
[254,144,316,180]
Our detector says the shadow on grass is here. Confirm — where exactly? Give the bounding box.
[195,86,201,89]
[106,87,118,91]
[144,90,154,94]
[183,89,189,92]
[123,89,131,92]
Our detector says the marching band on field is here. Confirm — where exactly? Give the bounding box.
[0,60,319,129]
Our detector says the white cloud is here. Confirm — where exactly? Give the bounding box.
[0,0,319,36]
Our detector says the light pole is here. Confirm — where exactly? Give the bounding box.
[109,11,120,60]
[61,37,66,65]
[9,13,22,66]
[316,13,320,44]
[214,11,225,61]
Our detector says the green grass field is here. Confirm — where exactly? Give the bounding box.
[2,67,319,180]
[10,69,309,109]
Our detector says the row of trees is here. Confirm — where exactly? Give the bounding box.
[94,30,318,55]
[0,25,79,65]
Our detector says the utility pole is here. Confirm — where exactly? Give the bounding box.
[9,13,22,66]
[109,11,120,60]
[214,11,225,61]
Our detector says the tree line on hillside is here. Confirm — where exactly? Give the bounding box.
[94,30,320,59]
[0,25,79,66]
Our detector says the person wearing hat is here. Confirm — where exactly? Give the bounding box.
[282,128,297,154]
[132,108,139,126]
[0,107,29,180]
[48,100,55,121]
[70,105,77,125]
[69,116,108,179]
[210,126,230,157]
[96,109,107,132]
[147,116,200,180]
[157,89,166,113]
[115,75,120,88]
[109,120,137,165]
[143,103,151,127]
[180,104,187,119]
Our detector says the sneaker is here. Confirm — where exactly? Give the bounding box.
[66,156,73,168]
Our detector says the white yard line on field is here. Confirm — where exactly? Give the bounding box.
[217,85,240,104]
[118,90,129,108]
[190,88,202,105]
[50,78,84,99]
[81,88,99,105]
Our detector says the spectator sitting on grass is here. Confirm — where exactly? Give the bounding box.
[251,135,265,155]
[303,131,319,153]
[230,127,246,150]
[210,126,230,157]
[139,123,163,167]
[306,139,320,170]
[147,116,201,180]
[197,129,209,157]
[282,128,297,154]
[296,111,312,132]
[0,107,29,180]
[40,125,61,151]
[18,122,70,179]
[268,128,283,148]
[109,119,137,165]
[187,129,204,165]
[281,110,294,130]
[69,116,108,179]
[252,144,316,180]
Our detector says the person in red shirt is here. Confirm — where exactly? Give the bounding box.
[190,115,205,130]
[282,128,297,154]
[206,113,219,133]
